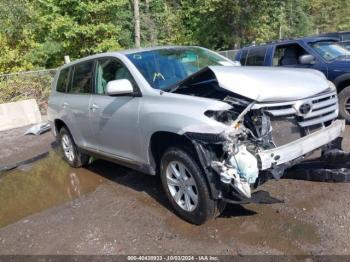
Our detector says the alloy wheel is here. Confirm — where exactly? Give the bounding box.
[345,96,350,116]
[166,161,199,212]
[61,134,75,162]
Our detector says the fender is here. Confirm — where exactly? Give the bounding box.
[333,73,350,89]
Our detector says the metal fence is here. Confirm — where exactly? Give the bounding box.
[0,69,57,114]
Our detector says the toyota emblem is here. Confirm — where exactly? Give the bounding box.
[299,102,312,115]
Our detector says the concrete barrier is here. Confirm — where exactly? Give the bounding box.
[0,99,42,131]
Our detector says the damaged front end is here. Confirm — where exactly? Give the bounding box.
[176,67,345,204]
[186,99,345,204]
[185,98,286,204]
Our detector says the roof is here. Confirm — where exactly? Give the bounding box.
[241,36,339,50]
[118,45,193,54]
[59,45,199,69]
[318,31,350,36]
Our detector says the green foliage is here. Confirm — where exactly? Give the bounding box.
[0,72,55,113]
[310,0,350,33]
[0,0,36,73]
[30,0,134,68]
[1,0,350,74]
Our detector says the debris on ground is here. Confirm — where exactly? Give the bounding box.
[286,138,350,182]
[24,122,51,135]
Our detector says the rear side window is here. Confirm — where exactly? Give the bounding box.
[69,61,94,94]
[56,68,70,92]
[239,50,248,65]
[246,47,267,66]
[342,33,350,41]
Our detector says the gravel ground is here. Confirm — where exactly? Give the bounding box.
[0,125,54,167]
[0,125,349,255]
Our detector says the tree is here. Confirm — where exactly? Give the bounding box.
[1,0,350,74]
[0,0,36,73]
[30,0,134,68]
[133,0,141,48]
[310,0,350,33]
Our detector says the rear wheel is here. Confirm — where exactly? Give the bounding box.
[338,86,350,123]
[160,147,225,225]
[59,127,89,168]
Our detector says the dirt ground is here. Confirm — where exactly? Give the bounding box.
[0,125,54,168]
[0,125,349,255]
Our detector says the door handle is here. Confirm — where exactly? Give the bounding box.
[90,103,100,111]
[62,102,69,108]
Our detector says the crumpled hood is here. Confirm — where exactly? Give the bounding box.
[208,66,330,102]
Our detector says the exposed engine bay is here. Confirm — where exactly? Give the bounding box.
[185,98,289,203]
[175,66,346,204]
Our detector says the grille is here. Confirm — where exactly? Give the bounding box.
[258,91,338,128]
[270,117,303,147]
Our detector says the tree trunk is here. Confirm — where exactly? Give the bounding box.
[145,0,156,45]
[133,0,140,48]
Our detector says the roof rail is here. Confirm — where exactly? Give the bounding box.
[242,38,298,48]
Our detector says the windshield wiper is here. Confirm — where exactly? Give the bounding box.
[167,85,181,93]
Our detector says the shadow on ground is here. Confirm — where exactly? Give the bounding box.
[86,159,256,219]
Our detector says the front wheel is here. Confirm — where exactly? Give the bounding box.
[338,86,350,123]
[59,127,90,168]
[160,147,225,225]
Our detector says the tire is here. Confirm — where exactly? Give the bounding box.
[59,127,90,168]
[338,86,350,123]
[160,147,224,225]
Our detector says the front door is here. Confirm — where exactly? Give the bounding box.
[89,58,143,163]
[273,43,328,77]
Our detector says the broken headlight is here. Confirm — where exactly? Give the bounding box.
[205,110,240,125]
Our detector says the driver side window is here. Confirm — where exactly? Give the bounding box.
[273,44,309,66]
[95,58,136,95]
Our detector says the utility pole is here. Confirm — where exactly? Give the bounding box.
[133,0,141,48]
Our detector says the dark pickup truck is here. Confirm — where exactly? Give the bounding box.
[235,37,350,122]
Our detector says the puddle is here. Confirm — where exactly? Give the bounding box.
[0,149,323,253]
[0,151,105,228]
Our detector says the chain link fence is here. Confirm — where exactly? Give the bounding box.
[0,69,57,114]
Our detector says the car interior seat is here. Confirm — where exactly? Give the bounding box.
[279,48,298,66]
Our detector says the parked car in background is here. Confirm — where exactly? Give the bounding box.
[235,37,350,122]
[317,31,350,50]
[48,46,344,224]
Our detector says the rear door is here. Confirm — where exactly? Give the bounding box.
[89,57,143,162]
[49,67,70,128]
[62,60,94,148]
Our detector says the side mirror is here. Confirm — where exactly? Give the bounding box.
[106,79,134,96]
[299,54,315,65]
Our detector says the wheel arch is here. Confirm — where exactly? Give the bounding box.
[334,74,350,92]
[148,131,221,200]
[53,119,68,136]
[149,131,196,175]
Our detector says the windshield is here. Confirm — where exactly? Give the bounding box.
[126,47,233,90]
[309,41,350,61]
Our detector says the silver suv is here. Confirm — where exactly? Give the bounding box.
[48,46,345,224]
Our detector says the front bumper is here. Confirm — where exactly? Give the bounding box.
[257,120,345,170]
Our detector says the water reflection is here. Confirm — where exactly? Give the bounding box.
[0,151,105,228]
